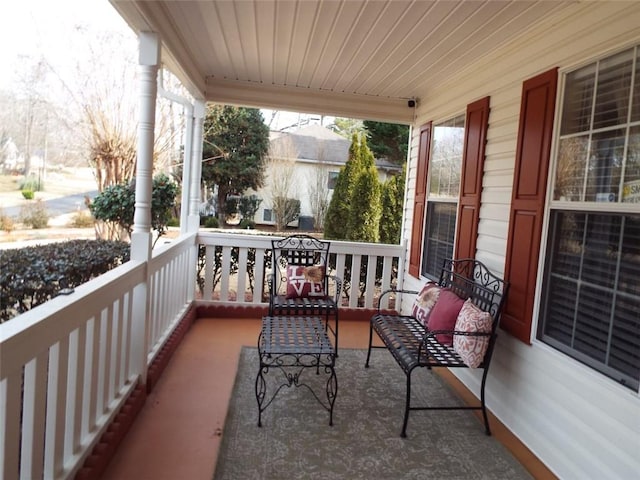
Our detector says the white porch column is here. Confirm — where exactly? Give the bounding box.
[179,109,194,235]
[131,32,160,258]
[187,100,206,232]
[131,32,160,384]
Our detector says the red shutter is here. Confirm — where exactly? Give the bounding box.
[502,68,558,343]
[408,122,432,278]
[455,96,490,260]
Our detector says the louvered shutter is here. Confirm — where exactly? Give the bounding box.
[408,123,432,278]
[502,68,558,343]
[455,97,490,260]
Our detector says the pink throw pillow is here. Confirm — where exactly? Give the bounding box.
[412,282,441,328]
[453,299,493,368]
[285,265,326,299]
[427,288,465,345]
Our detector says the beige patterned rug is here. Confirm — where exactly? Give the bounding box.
[213,347,532,480]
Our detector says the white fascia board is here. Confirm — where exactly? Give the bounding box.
[205,77,415,124]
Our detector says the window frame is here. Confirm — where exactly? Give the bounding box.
[327,171,339,190]
[420,114,466,279]
[537,44,640,390]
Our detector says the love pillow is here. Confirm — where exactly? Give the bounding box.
[286,265,326,299]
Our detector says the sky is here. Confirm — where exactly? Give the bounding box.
[0,0,130,89]
[0,0,331,130]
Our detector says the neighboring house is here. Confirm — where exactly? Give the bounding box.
[248,124,401,229]
[0,138,22,174]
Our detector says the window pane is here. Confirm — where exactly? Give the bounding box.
[421,202,456,278]
[429,115,464,199]
[610,293,640,383]
[593,49,633,130]
[548,211,585,278]
[632,48,640,122]
[574,284,611,362]
[581,214,621,289]
[327,171,339,190]
[622,126,640,203]
[540,210,640,389]
[618,215,640,295]
[561,64,595,135]
[557,46,639,204]
[554,135,589,200]
[585,129,625,202]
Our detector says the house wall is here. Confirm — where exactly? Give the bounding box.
[253,160,396,229]
[402,3,640,478]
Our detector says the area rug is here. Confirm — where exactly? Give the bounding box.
[213,347,532,480]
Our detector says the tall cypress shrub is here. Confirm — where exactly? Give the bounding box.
[324,133,363,239]
[346,136,381,242]
[379,164,405,244]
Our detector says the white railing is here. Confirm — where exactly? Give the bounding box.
[147,234,197,362]
[0,231,403,479]
[196,232,405,310]
[0,234,197,480]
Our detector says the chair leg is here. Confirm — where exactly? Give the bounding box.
[365,320,374,368]
[333,311,339,357]
[480,368,492,435]
[401,371,412,438]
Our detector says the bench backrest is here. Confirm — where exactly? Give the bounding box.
[270,234,331,294]
[437,258,509,333]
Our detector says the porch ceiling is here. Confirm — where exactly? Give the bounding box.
[110,0,574,123]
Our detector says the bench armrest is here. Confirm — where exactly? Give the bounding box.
[378,288,419,314]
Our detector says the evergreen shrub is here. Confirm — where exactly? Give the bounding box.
[0,239,130,322]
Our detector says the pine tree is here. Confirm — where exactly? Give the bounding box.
[379,163,406,244]
[346,136,381,242]
[324,133,363,239]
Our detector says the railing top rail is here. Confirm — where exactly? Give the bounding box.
[0,260,146,377]
[196,231,404,256]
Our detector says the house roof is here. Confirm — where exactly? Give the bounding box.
[271,125,349,165]
[109,0,578,123]
[270,124,402,172]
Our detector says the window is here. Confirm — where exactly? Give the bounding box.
[420,115,465,278]
[539,45,640,390]
[263,209,273,222]
[328,171,339,190]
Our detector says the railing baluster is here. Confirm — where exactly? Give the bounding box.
[21,352,47,480]
[237,247,248,303]
[1,371,22,480]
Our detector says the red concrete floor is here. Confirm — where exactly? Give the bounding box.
[99,317,556,480]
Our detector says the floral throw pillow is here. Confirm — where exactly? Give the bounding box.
[453,298,493,368]
[411,282,441,328]
[285,265,326,299]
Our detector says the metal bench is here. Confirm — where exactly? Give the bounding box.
[365,258,509,437]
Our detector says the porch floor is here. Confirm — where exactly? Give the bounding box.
[100,317,557,480]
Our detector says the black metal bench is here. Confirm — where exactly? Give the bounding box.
[365,258,509,437]
[267,234,342,352]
